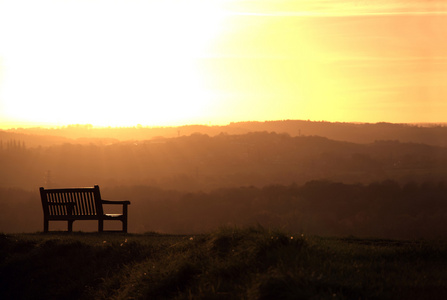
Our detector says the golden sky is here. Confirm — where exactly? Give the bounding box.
[0,0,446,128]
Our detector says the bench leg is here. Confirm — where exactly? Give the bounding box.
[68,220,74,232]
[123,204,128,233]
[122,219,128,233]
[44,219,49,233]
[98,219,104,232]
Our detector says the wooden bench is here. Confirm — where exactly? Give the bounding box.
[40,185,130,233]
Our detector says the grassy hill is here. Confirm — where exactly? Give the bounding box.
[2,227,447,299]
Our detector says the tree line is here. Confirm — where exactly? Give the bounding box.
[1,131,447,191]
[0,139,27,151]
[1,180,446,239]
[3,120,447,147]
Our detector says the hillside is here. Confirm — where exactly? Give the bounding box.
[2,227,447,300]
[2,131,447,191]
[3,180,447,239]
[3,120,447,147]
[2,123,447,238]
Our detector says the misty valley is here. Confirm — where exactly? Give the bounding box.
[1,121,447,239]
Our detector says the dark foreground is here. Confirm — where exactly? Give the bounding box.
[1,227,447,300]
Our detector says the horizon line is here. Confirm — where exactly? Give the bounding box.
[2,119,447,131]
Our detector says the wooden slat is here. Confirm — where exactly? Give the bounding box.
[61,192,67,215]
[83,191,90,215]
[73,192,79,215]
[48,193,54,215]
[51,193,56,215]
[74,192,80,216]
[85,191,93,215]
[48,193,53,215]
[66,193,72,215]
[77,192,85,215]
[59,193,65,215]
[81,192,87,215]
[86,192,92,215]
[46,192,51,215]
[57,193,63,215]
[82,192,89,215]
[84,192,89,215]
[53,193,60,215]
[90,191,96,215]
[59,192,65,215]
[72,192,79,215]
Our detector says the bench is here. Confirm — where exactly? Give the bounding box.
[40,185,130,233]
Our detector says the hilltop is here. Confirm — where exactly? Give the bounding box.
[2,227,447,299]
[2,120,447,147]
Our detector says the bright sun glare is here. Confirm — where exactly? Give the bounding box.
[0,0,227,127]
[2,0,446,128]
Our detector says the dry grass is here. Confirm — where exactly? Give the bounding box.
[1,227,447,299]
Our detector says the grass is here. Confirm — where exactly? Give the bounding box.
[1,227,447,299]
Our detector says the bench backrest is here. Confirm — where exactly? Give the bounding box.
[40,185,104,217]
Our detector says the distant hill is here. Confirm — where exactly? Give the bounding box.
[2,120,447,147]
[2,130,447,191]
[229,120,447,147]
[0,130,72,148]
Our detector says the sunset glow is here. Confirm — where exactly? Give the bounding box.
[0,0,446,128]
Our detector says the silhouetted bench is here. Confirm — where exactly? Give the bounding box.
[40,185,130,233]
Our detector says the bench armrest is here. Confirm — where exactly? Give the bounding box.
[101,199,130,217]
[102,200,131,205]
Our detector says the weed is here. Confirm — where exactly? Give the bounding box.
[1,228,447,299]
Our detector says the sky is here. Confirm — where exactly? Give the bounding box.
[0,0,446,129]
